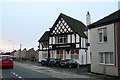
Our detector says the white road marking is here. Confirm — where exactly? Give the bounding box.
[52,76,56,78]
[15,74,18,77]
[11,72,23,79]
[18,76,22,78]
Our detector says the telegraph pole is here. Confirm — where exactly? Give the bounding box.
[20,44,22,60]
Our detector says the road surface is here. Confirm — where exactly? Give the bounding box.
[1,62,61,80]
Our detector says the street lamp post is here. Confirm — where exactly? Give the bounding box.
[9,40,15,51]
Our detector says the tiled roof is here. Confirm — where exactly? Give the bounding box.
[88,9,120,29]
[50,13,88,38]
[61,13,88,38]
[38,31,49,42]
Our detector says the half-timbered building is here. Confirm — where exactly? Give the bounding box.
[38,31,49,62]
[48,13,88,65]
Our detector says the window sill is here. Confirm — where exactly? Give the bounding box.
[98,42,107,44]
[99,63,114,66]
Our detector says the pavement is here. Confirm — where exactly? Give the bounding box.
[16,61,120,80]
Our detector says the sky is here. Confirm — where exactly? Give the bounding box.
[0,0,120,52]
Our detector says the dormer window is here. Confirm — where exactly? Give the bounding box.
[41,42,48,48]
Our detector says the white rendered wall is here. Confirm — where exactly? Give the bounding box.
[90,23,118,76]
[78,49,86,65]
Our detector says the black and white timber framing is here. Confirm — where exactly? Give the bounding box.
[38,13,90,65]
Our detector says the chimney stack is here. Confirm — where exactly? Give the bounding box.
[86,11,91,26]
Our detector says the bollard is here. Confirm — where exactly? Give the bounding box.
[103,66,106,79]
[77,64,80,73]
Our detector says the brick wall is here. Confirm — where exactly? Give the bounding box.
[116,21,120,76]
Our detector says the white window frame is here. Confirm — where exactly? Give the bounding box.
[98,27,107,43]
[56,35,67,44]
[99,52,114,65]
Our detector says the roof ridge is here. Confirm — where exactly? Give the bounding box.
[88,9,120,29]
[60,13,83,23]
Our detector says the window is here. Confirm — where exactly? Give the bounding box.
[100,53,104,63]
[41,42,48,48]
[100,52,114,65]
[56,35,67,44]
[42,52,48,58]
[103,28,107,42]
[71,49,79,59]
[98,28,107,43]
[110,52,114,64]
[105,53,109,64]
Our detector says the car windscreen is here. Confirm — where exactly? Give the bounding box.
[61,60,66,62]
[0,57,12,60]
[55,59,61,61]
[41,59,47,61]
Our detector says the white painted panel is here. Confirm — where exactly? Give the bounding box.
[53,37,55,44]
[81,38,86,48]
[66,54,71,59]
[49,45,52,49]
[67,35,71,43]
[76,44,79,48]
[53,51,56,58]
[72,34,75,43]
[49,37,52,44]
[66,50,71,59]
[54,50,57,58]
[40,44,42,50]
[76,34,79,43]
[79,49,86,65]
[84,38,86,48]
[81,38,84,48]
[81,38,82,47]
[43,48,47,50]
[50,50,56,58]
[38,51,42,62]
[42,51,48,59]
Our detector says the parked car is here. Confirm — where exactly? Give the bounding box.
[48,58,61,67]
[40,58,51,66]
[60,59,78,68]
[0,55,14,68]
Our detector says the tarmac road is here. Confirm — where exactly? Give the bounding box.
[1,62,61,80]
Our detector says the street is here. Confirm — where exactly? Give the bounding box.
[1,61,117,80]
[1,62,61,80]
